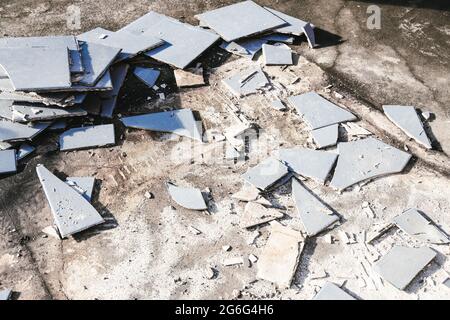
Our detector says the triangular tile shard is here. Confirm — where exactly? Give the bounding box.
[36,165,105,238]
[66,177,96,202]
[288,92,356,129]
[78,27,164,60]
[392,208,449,245]
[313,282,357,300]
[262,44,293,66]
[264,7,311,36]
[77,42,121,87]
[0,120,50,142]
[16,144,35,160]
[330,137,412,191]
[121,109,203,142]
[257,221,304,288]
[223,67,270,97]
[59,124,115,151]
[100,63,129,118]
[292,179,339,236]
[383,105,432,149]
[121,12,220,69]
[0,149,17,174]
[240,202,284,229]
[195,1,287,42]
[302,23,316,48]
[0,289,12,300]
[312,124,339,149]
[373,246,437,290]
[242,157,289,190]
[277,148,338,183]
[166,182,207,210]
[133,67,160,87]
[0,47,72,91]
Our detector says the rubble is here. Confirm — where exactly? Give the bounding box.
[221,34,294,59]
[270,99,287,111]
[223,67,271,97]
[231,183,260,202]
[166,182,207,210]
[223,257,245,266]
[36,164,105,238]
[174,68,205,88]
[374,246,437,290]
[383,105,432,149]
[257,221,304,287]
[240,202,284,229]
[121,109,203,142]
[313,282,356,300]
[59,124,115,151]
[188,226,202,235]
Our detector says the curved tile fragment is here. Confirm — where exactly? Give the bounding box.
[167,182,207,210]
[330,137,412,191]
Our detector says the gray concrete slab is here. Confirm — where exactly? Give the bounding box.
[288,92,356,129]
[313,282,356,300]
[121,109,203,142]
[223,67,270,97]
[0,47,72,91]
[277,148,338,184]
[0,149,17,174]
[36,164,104,238]
[71,70,113,92]
[121,11,220,69]
[0,289,12,300]
[292,179,339,236]
[59,124,115,151]
[195,1,287,42]
[78,27,164,60]
[311,124,339,149]
[373,246,437,290]
[302,23,316,48]
[241,157,289,190]
[330,137,412,191]
[264,7,310,36]
[383,105,432,149]
[262,44,293,65]
[66,177,95,202]
[133,67,160,87]
[0,35,82,73]
[11,105,87,123]
[0,120,50,142]
[77,42,121,86]
[16,143,35,160]
[0,99,14,120]
[167,182,207,210]
[393,208,449,245]
[100,63,129,118]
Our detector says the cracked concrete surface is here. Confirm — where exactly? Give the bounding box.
[0,0,449,300]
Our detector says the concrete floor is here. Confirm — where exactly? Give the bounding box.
[0,0,449,300]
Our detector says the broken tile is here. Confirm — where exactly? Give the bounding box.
[257,221,304,287]
[302,23,316,48]
[231,183,260,202]
[223,257,245,266]
[383,105,432,149]
[240,202,284,229]
[277,148,338,184]
[48,120,67,131]
[11,104,87,122]
[224,123,252,151]
[36,165,105,238]
[0,47,71,91]
[0,149,17,174]
[174,68,205,87]
[292,179,339,236]
[241,157,289,190]
[0,120,50,142]
[366,223,395,244]
[0,289,12,300]
[188,226,202,235]
[313,282,356,300]
[66,177,95,202]
[270,99,287,111]
[342,122,372,137]
[78,27,164,60]
[100,63,129,118]
[264,7,310,36]
[167,182,207,210]
[262,43,293,65]
[77,42,121,86]
[223,67,270,97]
[288,92,356,129]
[443,278,450,288]
[195,1,286,42]
[16,143,35,160]
[312,124,339,149]
[0,141,13,150]
[330,137,412,190]
[121,109,203,142]
[121,12,220,69]
[134,67,160,87]
[59,124,115,151]
[249,254,258,264]
[392,208,449,245]
[373,246,437,290]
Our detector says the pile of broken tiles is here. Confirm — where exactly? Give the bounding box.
[0,0,444,299]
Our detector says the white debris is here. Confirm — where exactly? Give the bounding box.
[223,257,244,266]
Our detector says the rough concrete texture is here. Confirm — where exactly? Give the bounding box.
[0,0,449,300]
